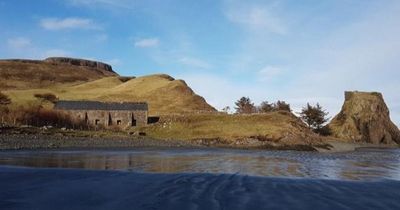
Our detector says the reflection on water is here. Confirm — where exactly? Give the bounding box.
[0,148,400,181]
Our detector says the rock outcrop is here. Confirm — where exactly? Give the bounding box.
[328,91,400,144]
[44,57,115,74]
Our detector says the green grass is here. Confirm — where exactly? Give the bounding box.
[139,112,317,144]
[4,74,216,115]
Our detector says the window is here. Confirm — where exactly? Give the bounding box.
[95,119,100,125]
[117,120,122,125]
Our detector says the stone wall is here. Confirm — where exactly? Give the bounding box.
[64,110,147,128]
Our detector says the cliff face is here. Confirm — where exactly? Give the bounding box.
[44,57,115,74]
[328,91,400,144]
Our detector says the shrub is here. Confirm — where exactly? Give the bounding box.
[274,100,291,112]
[259,101,273,113]
[0,92,11,106]
[34,93,58,103]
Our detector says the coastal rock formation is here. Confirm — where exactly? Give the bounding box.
[328,91,400,144]
[44,57,115,74]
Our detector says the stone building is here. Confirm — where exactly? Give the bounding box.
[54,100,148,128]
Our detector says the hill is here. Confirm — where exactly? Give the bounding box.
[0,57,117,90]
[328,91,400,144]
[4,74,216,114]
[139,112,323,149]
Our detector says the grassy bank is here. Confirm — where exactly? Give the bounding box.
[138,112,321,146]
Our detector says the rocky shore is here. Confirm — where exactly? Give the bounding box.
[1,126,397,152]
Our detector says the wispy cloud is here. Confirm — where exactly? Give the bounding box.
[257,66,283,81]
[134,38,159,48]
[178,57,211,69]
[7,37,32,50]
[224,2,287,35]
[40,17,100,30]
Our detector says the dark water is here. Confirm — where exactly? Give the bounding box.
[0,148,399,181]
[1,148,400,210]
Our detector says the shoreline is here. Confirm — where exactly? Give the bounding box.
[0,127,398,152]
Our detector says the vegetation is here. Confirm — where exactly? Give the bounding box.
[0,92,11,106]
[0,60,116,90]
[4,75,216,115]
[299,103,330,135]
[274,100,291,112]
[140,112,318,145]
[234,97,256,114]
[34,93,58,103]
[259,101,274,112]
[1,105,89,129]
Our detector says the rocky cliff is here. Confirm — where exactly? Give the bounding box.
[328,91,400,144]
[44,57,115,74]
[0,57,117,89]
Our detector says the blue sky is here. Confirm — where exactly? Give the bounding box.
[1,0,400,125]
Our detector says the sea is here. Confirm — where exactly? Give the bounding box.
[0,148,399,210]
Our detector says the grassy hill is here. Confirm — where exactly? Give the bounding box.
[140,112,321,147]
[4,74,216,115]
[0,58,117,90]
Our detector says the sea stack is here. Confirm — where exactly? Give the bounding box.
[328,91,400,144]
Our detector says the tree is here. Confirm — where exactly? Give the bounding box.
[235,97,256,114]
[259,101,274,113]
[222,106,231,113]
[274,100,291,112]
[0,92,11,106]
[299,103,330,134]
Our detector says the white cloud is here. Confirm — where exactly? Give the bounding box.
[7,37,32,50]
[40,17,100,30]
[257,66,283,81]
[134,38,159,48]
[225,2,287,35]
[178,57,212,69]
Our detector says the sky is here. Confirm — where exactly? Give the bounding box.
[1,0,400,125]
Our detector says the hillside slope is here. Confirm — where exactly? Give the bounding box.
[5,74,216,114]
[0,58,117,90]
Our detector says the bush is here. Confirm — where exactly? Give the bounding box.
[2,105,89,129]
[0,92,11,106]
[34,93,58,103]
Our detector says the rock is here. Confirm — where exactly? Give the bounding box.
[328,91,400,144]
[44,57,115,74]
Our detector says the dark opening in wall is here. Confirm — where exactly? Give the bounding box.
[148,116,160,124]
[117,120,122,125]
[108,113,112,126]
[131,113,136,126]
[95,119,100,125]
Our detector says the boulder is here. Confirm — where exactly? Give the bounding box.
[328,91,400,144]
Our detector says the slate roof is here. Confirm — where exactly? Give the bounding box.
[54,100,148,111]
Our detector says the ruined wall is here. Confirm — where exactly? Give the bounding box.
[63,110,147,128]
